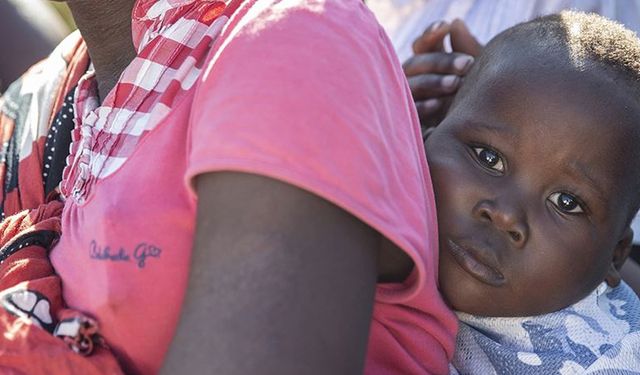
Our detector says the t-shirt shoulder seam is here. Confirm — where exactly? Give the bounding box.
[187,155,427,301]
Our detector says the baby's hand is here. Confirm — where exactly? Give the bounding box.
[404,20,482,129]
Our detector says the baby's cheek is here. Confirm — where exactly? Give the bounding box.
[520,250,598,311]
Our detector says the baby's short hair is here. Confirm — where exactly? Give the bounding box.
[514,11,640,82]
[468,11,640,92]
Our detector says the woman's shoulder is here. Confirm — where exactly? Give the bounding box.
[192,0,437,306]
[225,0,384,47]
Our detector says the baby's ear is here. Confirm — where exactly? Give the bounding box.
[605,227,634,287]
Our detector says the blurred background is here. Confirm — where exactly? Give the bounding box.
[0,0,73,92]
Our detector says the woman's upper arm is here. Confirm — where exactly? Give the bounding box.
[161,171,380,374]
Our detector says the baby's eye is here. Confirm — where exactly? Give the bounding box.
[473,147,505,172]
[548,192,584,214]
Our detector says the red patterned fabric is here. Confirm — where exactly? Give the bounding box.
[0,28,120,374]
[61,0,233,205]
[0,201,124,374]
[0,32,88,218]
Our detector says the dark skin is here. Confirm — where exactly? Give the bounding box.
[427,48,640,317]
[403,19,482,128]
[405,17,640,295]
[54,0,137,104]
[50,1,412,373]
[163,173,380,374]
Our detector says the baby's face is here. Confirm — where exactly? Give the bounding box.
[426,56,640,317]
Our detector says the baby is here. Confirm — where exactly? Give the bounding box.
[425,11,640,374]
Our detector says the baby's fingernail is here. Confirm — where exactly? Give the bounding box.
[453,55,474,73]
[424,98,441,110]
[429,21,445,32]
[441,75,459,90]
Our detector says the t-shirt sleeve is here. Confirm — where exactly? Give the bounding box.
[187,1,457,369]
[187,0,447,307]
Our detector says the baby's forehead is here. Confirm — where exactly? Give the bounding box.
[483,63,637,146]
[452,55,640,203]
[453,12,640,197]
[464,42,640,127]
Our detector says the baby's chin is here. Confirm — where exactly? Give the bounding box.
[437,258,505,316]
[438,256,602,317]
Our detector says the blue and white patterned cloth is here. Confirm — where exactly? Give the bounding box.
[450,282,640,374]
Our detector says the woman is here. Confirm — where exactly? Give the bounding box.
[0,0,456,374]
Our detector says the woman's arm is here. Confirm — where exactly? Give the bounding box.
[161,172,380,374]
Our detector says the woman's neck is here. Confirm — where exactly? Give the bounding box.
[67,0,137,103]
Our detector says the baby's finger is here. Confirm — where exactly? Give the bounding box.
[408,74,461,101]
[450,19,483,57]
[412,21,451,54]
[416,99,443,118]
[403,53,474,77]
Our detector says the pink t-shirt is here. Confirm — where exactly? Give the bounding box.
[50,0,457,374]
